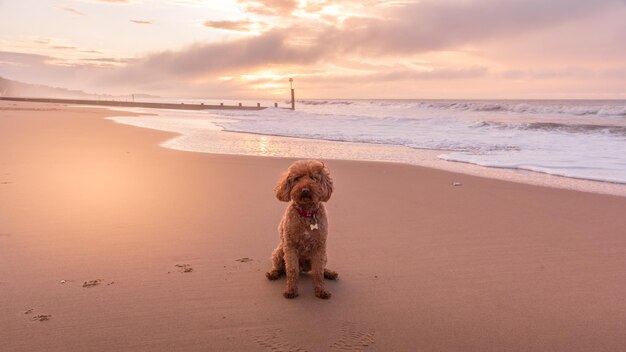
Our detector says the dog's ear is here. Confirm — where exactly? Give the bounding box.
[319,163,334,202]
[274,171,292,202]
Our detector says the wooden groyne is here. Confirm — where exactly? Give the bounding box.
[0,97,268,111]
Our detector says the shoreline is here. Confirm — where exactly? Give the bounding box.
[220,130,626,196]
[2,101,626,351]
[104,106,626,197]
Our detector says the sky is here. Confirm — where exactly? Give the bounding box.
[1,0,625,99]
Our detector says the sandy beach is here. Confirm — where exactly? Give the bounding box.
[1,101,625,351]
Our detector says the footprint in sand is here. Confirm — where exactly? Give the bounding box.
[175,264,193,273]
[31,314,52,322]
[253,329,309,352]
[253,323,376,352]
[329,322,376,351]
[236,257,253,263]
[82,279,102,288]
[25,309,51,322]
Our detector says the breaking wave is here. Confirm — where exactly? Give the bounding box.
[403,100,626,118]
[210,100,626,184]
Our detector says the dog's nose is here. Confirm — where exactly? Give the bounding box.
[301,188,311,195]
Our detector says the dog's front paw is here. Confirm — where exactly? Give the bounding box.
[315,288,332,299]
[283,288,299,299]
[265,270,282,280]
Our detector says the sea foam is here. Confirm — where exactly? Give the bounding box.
[105,99,626,195]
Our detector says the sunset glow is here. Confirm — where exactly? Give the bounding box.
[1,0,625,99]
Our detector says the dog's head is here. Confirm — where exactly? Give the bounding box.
[274,160,334,205]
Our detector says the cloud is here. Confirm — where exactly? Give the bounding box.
[130,19,154,25]
[245,66,489,85]
[59,6,87,16]
[51,45,79,50]
[108,0,624,85]
[368,67,489,82]
[499,66,626,80]
[286,67,490,86]
[500,68,593,80]
[0,51,83,88]
[67,0,135,5]
[318,0,624,55]
[237,0,298,16]
[168,0,202,5]
[0,50,140,94]
[80,50,105,54]
[0,36,113,65]
[108,30,322,84]
[0,51,50,66]
[203,19,267,32]
[6,0,626,98]
[81,57,136,65]
[0,50,132,71]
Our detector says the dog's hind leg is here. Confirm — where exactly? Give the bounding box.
[324,268,338,280]
[265,245,285,280]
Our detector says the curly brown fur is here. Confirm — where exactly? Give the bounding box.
[266,160,338,299]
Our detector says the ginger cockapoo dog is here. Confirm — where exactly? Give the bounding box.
[266,160,338,299]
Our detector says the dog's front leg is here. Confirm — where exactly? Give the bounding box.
[283,248,299,299]
[311,252,331,299]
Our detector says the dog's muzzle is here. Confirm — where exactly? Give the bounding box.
[300,188,312,199]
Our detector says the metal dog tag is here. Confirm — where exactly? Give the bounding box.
[310,217,319,230]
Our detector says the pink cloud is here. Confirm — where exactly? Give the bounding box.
[237,0,298,16]
[4,0,626,98]
[130,19,154,25]
[107,30,322,83]
[109,0,624,84]
[59,6,86,16]
[318,0,625,55]
[203,19,267,32]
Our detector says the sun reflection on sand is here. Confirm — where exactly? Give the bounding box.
[258,136,270,155]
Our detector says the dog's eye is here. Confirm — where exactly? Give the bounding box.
[293,176,302,182]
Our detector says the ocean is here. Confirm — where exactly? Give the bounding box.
[107,99,626,196]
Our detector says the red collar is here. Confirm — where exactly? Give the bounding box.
[294,205,319,218]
